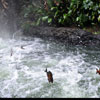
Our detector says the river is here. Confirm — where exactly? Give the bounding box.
[0,32,100,98]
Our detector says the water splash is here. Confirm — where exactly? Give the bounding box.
[0,36,100,98]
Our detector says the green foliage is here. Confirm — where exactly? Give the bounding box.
[21,0,100,28]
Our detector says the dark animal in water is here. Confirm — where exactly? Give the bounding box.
[21,45,24,49]
[96,68,100,75]
[45,68,53,83]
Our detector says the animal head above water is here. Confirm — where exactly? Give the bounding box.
[96,68,100,74]
[45,68,47,72]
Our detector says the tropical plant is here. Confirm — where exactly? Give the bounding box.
[21,0,100,29]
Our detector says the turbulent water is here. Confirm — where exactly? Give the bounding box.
[0,33,100,98]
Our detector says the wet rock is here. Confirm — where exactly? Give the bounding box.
[23,26,100,46]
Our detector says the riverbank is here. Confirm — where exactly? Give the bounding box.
[23,26,100,46]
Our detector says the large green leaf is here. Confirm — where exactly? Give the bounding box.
[98,15,100,22]
[42,16,48,21]
[63,13,67,19]
[48,18,52,23]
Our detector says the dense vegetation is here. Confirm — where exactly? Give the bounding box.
[0,0,100,32]
[21,0,100,30]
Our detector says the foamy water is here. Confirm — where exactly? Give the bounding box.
[0,35,100,98]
